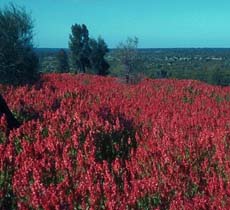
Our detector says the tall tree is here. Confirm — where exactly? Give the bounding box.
[69,24,91,73]
[56,49,69,73]
[116,37,139,82]
[0,4,39,85]
[89,37,110,76]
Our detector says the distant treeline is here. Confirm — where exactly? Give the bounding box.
[37,48,230,86]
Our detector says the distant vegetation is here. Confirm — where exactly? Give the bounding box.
[109,48,230,86]
[37,48,230,86]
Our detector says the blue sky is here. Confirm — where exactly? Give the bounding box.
[1,0,230,48]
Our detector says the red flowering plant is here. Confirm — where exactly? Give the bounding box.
[0,73,229,209]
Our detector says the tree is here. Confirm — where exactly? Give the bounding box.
[116,37,139,82]
[0,4,39,85]
[56,49,69,73]
[69,24,91,73]
[89,37,110,76]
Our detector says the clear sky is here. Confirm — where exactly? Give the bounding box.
[1,0,230,48]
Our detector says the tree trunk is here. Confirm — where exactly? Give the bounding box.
[0,94,20,131]
[81,63,86,73]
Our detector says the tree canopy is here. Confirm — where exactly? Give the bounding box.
[0,4,38,85]
[69,23,110,75]
[69,24,91,73]
[116,37,139,82]
[89,37,110,76]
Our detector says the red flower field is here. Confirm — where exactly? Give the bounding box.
[0,73,230,209]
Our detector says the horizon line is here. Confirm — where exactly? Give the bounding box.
[35,47,230,49]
